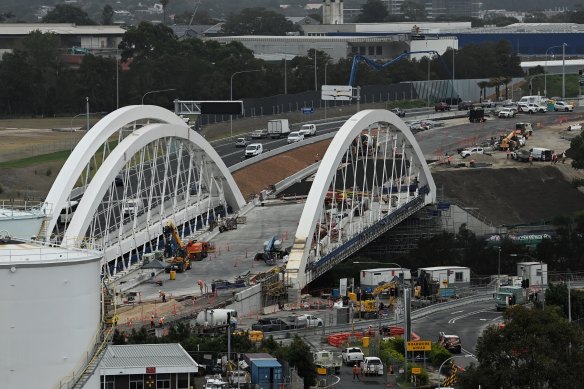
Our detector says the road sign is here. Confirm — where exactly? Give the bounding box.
[406,340,432,351]
[321,85,353,101]
[411,367,422,375]
[301,107,315,114]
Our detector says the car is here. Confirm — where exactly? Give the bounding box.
[481,99,496,108]
[439,333,462,354]
[525,103,547,114]
[457,101,473,110]
[434,102,450,112]
[498,108,516,118]
[251,318,290,332]
[511,149,531,162]
[517,102,529,112]
[287,131,304,143]
[567,123,582,131]
[244,143,263,158]
[460,147,484,158]
[234,137,248,147]
[250,129,268,139]
[554,101,574,112]
[298,123,317,137]
[390,108,406,117]
[122,198,143,216]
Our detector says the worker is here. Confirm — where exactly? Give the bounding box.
[562,151,567,164]
[447,154,452,165]
[159,290,166,303]
[469,159,475,167]
[159,316,165,327]
[528,155,533,165]
[150,315,155,329]
[506,149,510,159]
[198,279,205,295]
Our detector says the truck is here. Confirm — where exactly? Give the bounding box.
[314,350,342,374]
[515,122,533,138]
[254,236,288,265]
[194,308,238,327]
[250,128,268,139]
[341,347,364,366]
[468,106,486,123]
[288,314,323,328]
[519,95,549,106]
[362,357,384,376]
[298,123,317,137]
[495,285,525,311]
[267,119,290,138]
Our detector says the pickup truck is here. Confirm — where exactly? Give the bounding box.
[251,318,290,332]
[554,101,574,112]
[341,347,364,366]
[362,357,384,375]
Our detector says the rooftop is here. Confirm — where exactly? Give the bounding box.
[0,23,125,36]
[0,239,101,266]
[100,344,198,372]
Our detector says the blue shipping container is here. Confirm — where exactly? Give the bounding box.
[250,359,283,389]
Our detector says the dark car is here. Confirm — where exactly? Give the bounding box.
[457,101,473,110]
[390,108,406,117]
[251,318,290,332]
[434,102,451,112]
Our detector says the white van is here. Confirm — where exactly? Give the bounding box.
[299,123,317,137]
[244,143,263,158]
[519,95,549,106]
[530,147,553,161]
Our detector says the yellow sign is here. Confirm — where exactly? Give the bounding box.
[411,367,422,375]
[406,340,432,351]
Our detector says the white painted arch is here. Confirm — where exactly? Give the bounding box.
[63,122,246,246]
[285,109,436,289]
[44,105,189,239]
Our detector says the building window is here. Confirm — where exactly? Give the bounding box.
[376,46,382,55]
[100,375,115,389]
[130,374,144,389]
[359,46,365,55]
[177,373,189,389]
[368,46,374,55]
[157,373,171,389]
[455,272,463,282]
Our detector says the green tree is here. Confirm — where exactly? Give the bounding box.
[545,283,584,322]
[222,7,299,36]
[119,22,179,61]
[569,133,584,170]
[477,80,488,102]
[42,4,96,25]
[102,4,114,25]
[401,0,426,21]
[458,307,584,389]
[355,0,388,23]
[280,336,317,389]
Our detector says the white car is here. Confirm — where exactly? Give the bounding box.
[517,102,529,112]
[234,137,248,147]
[244,143,263,158]
[567,123,582,131]
[287,131,304,143]
[460,147,484,158]
[498,108,516,118]
[554,101,574,112]
[298,123,316,137]
[526,103,547,114]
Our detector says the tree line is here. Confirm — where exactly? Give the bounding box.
[0,22,523,117]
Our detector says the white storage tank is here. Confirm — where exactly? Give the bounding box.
[0,237,102,388]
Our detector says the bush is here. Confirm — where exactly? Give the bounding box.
[429,343,452,366]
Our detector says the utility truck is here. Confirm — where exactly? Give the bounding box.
[341,347,364,366]
[267,119,290,138]
[495,285,525,311]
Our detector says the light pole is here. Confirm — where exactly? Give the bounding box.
[544,45,562,96]
[230,69,263,138]
[496,246,501,292]
[314,49,318,91]
[438,355,476,386]
[353,261,407,379]
[562,43,567,99]
[324,61,330,119]
[141,88,176,105]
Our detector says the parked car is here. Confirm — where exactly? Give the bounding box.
[287,131,304,143]
[554,101,574,112]
[251,318,290,332]
[250,129,268,139]
[341,347,364,366]
[460,147,484,158]
[498,108,516,118]
[390,108,406,117]
[234,137,249,147]
[481,99,496,108]
[434,102,451,112]
[244,143,263,158]
[567,123,582,131]
[457,101,473,110]
[517,102,529,112]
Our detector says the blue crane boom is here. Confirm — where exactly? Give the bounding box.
[347,50,453,86]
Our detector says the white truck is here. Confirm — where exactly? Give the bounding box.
[341,347,364,366]
[194,308,238,328]
[298,123,316,137]
[362,357,384,376]
[267,119,290,139]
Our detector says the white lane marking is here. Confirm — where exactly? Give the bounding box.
[448,309,494,324]
[451,310,464,315]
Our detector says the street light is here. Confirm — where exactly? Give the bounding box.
[352,261,408,379]
[496,246,501,292]
[545,45,566,97]
[510,253,546,309]
[562,43,567,99]
[230,69,264,138]
[141,88,176,105]
[438,355,477,387]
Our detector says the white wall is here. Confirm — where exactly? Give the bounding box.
[228,283,262,320]
[409,38,457,59]
[0,256,102,388]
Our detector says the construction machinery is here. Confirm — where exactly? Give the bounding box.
[163,221,214,272]
[254,236,288,265]
[217,216,237,233]
[498,130,523,151]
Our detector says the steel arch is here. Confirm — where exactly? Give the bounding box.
[62,122,245,247]
[43,105,188,239]
[285,109,436,290]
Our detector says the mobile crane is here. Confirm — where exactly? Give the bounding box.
[163,221,214,272]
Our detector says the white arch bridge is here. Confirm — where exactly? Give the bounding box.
[44,106,435,292]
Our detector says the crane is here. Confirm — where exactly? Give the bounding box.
[347,50,453,87]
[189,0,203,26]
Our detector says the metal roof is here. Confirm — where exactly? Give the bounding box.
[100,344,198,369]
[0,23,125,36]
[252,359,281,368]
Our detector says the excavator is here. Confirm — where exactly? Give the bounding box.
[163,221,214,272]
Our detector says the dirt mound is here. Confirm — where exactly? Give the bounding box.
[433,166,584,226]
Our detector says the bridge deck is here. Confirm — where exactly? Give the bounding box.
[127,201,305,300]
